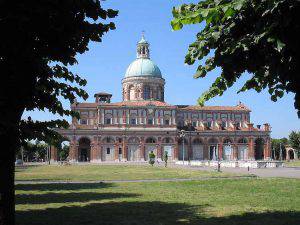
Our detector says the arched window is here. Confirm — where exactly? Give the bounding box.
[144,85,150,100]
[129,85,135,100]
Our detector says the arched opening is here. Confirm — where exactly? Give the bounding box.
[59,139,70,161]
[145,137,157,161]
[78,137,91,162]
[127,137,140,161]
[192,138,204,160]
[223,138,233,160]
[146,137,156,143]
[238,138,248,160]
[255,138,265,160]
[208,138,218,160]
[178,138,188,161]
[288,150,295,160]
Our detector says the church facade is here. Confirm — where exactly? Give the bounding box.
[54,36,271,163]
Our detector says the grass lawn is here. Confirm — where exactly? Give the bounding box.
[15,164,241,181]
[285,160,300,167]
[15,178,300,225]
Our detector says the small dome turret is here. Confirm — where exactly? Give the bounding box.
[125,34,162,78]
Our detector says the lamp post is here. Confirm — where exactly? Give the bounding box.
[179,130,186,165]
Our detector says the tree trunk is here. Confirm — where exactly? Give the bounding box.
[0,105,23,225]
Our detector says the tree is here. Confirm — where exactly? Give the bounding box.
[59,144,70,161]
[289,131,300,158]
[271,138,288,160]
[0,1,118,224]
[171,0,300,117]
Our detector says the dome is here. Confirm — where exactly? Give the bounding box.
[125,58,162,78]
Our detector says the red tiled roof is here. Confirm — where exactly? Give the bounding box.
[106,100,175,107]
[178,105,251,112]
[72,102,98,108]
[73,101,250,111]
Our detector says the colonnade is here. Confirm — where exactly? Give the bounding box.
[50,136,271,162]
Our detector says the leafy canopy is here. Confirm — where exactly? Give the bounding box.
[0,0,118,146]
[171,0,300,117]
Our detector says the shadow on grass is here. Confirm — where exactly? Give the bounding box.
[16,201,300,225]
[15,182,300,225]
[16,192,139,204]
[15,182,114,191]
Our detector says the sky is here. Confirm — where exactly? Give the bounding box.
[23,0,299,139]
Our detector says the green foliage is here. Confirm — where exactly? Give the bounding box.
[59,144,69,161]
[171,0,300,117]
[20,140,49,162]
[148,151,155,166]
[289,131,300,157]
[271,138,288,160]
[0,0,118,146]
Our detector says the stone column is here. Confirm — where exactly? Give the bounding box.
[218,143,223,160]
[248,137,254,160]
[203,139,209,160]
[174,138,179,161]
[188,140,192,161]
[264,138,271,160]
[122,138,127,161]
[157,143,162,161]
[114,143,119,161]
[233,144,238,160]
[50,146,58,162]
[140,137,145,161]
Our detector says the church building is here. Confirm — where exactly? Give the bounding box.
[54,35,271,163]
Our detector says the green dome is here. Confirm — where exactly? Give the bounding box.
[125,58,162,78]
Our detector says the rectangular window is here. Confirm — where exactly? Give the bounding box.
[80,119,87,125]
[192,121,197,127]
[222,121,226,128]
[207,121,212,128]
[148,118,153,125]
[130,118,136,125]
[106,148,110,154]
[119,148,122,155]
[105,118,111,125]
[164,119,170,125]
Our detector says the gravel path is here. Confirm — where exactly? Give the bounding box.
[15,175,256,185]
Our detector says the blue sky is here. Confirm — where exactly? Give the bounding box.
[23,0,299,138]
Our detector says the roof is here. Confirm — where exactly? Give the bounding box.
[105,100,174,107]
[138,35,148,44]
[177,105,251,112]
[94,92,112,96]
[125,58,162,78]
[73,101,250,111]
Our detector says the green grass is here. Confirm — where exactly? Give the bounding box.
[285,160,300,167]
[16,178,300,225]
[15,164,240,181]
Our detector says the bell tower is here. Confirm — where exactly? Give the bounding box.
[137,33,150,59]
